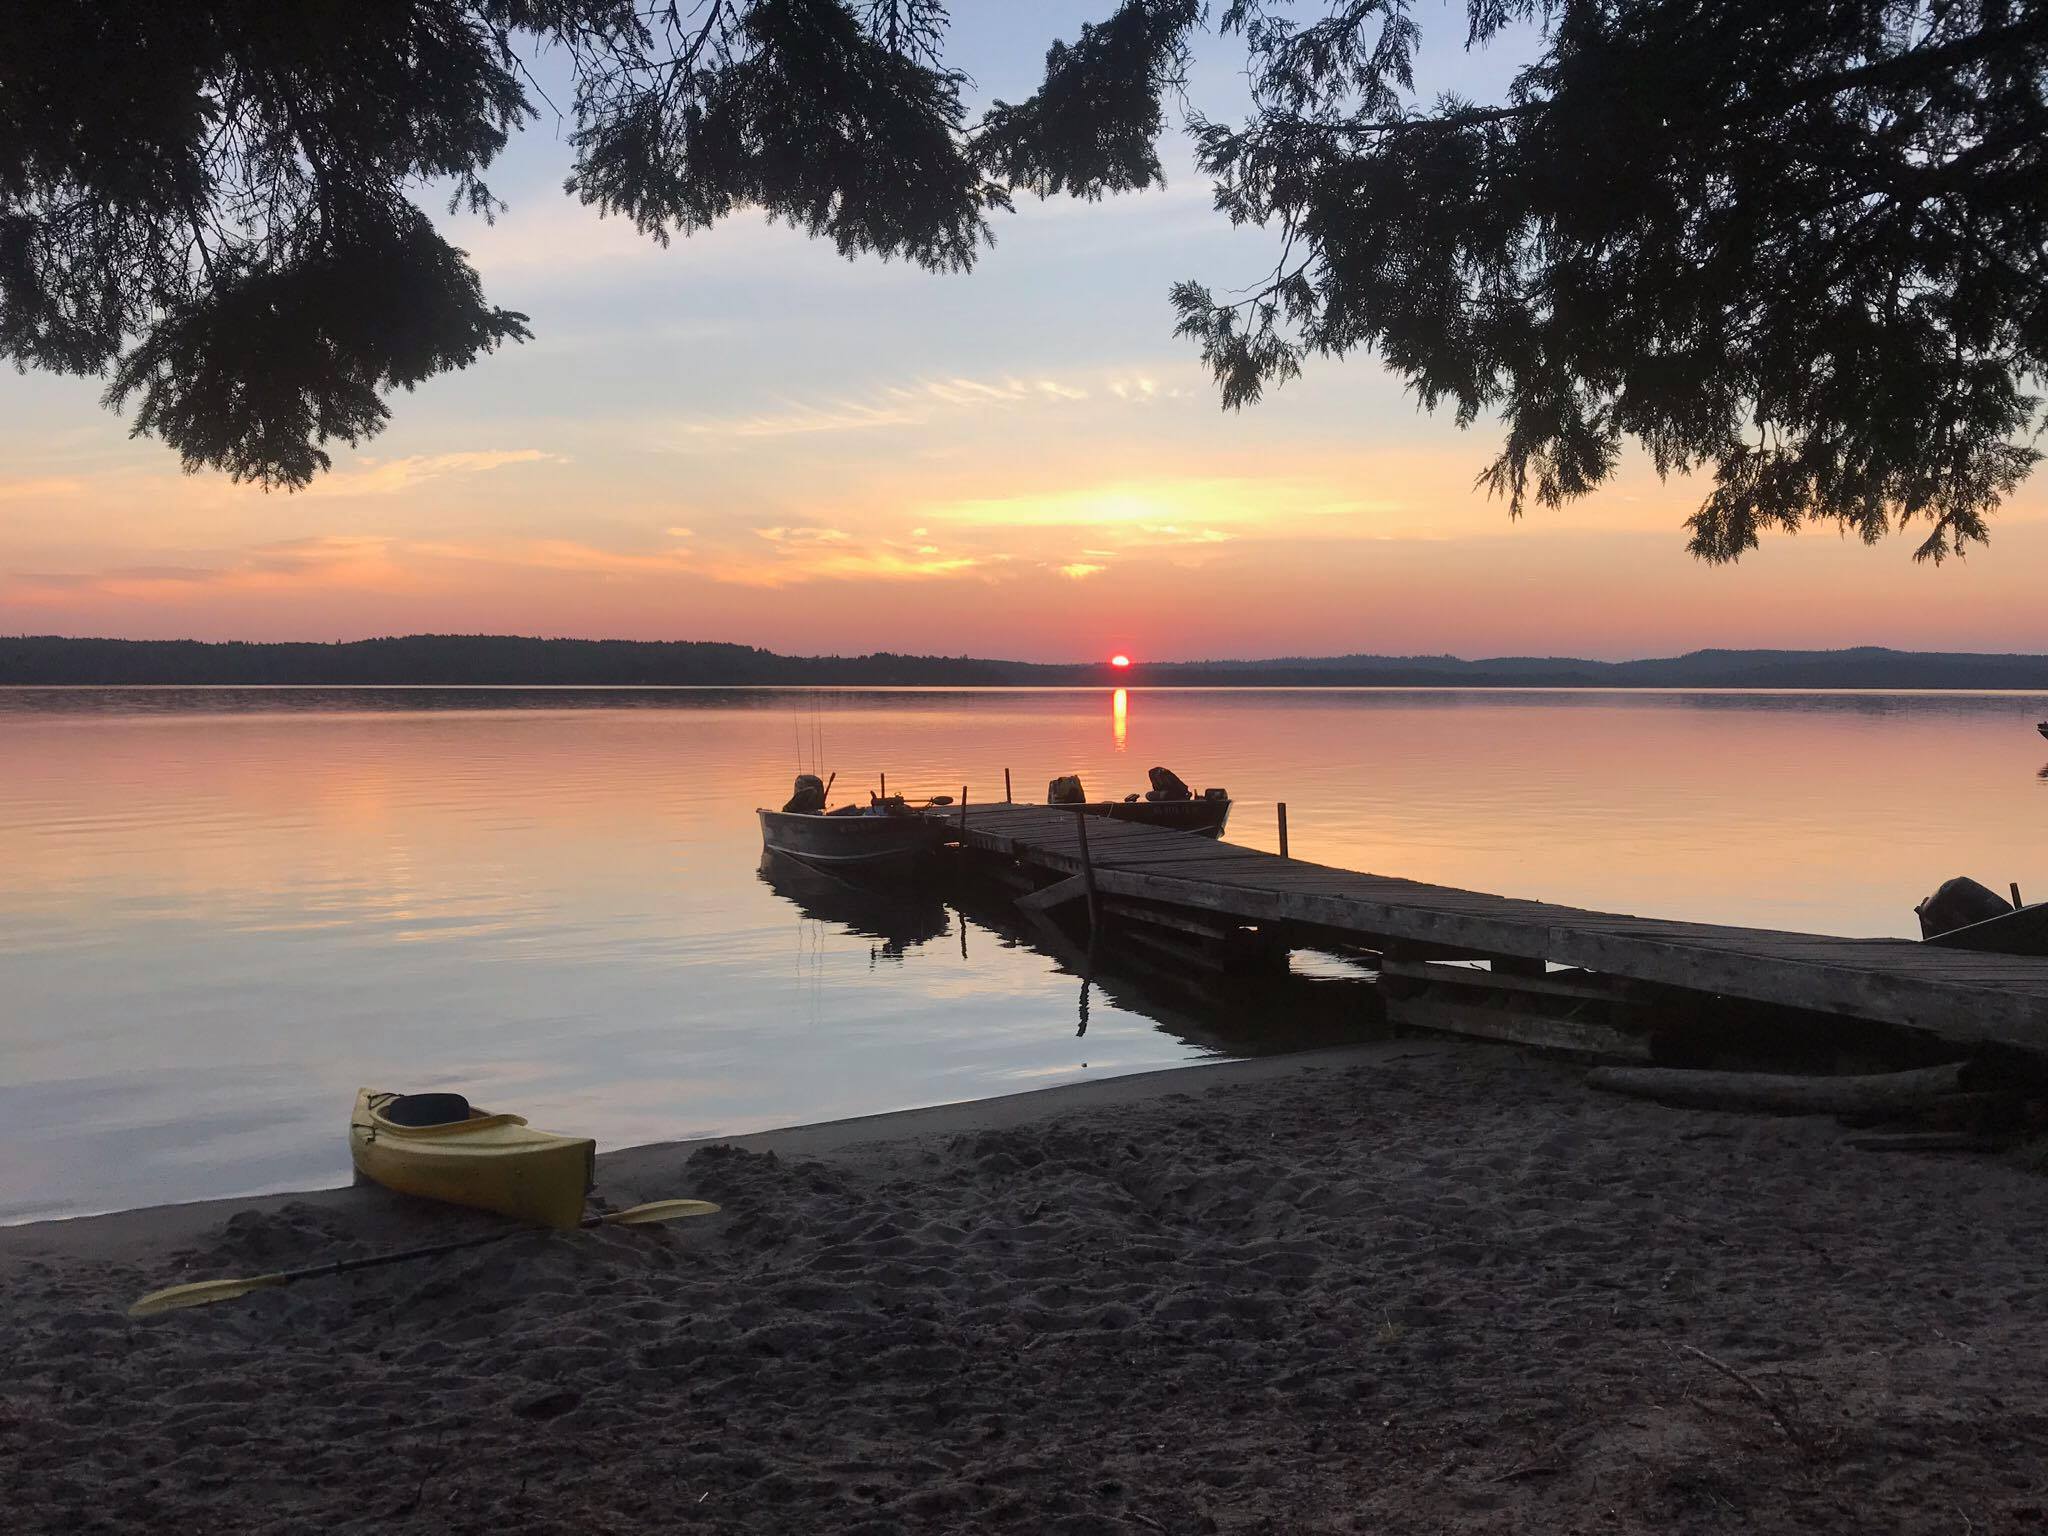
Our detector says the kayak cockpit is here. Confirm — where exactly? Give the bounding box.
[362,1090,531,1139]
[376,1091,473,1127]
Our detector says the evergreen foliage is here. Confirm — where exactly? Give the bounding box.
[3,2,2043,560]
[1172,1,2048,562]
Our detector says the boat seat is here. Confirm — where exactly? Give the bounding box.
[381,1092,473,1127]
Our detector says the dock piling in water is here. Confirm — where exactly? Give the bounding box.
[1070,808,1101,940]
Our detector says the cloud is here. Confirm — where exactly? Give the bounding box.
[695,521,985,585]
[303,449,561,498]
[655,366,1176,450]
[1,535,416,606]
[698,546,985,588]
[0,532,703,608]
[929,477,1401,540]
[488,539,694,576]
[672,402,921,442]
[1105,376,1188,403]
[755,526,852,545]
[1059,562,1107,580]
[0,476,87,503]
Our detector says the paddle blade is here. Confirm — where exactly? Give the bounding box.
[603,1199,721,1226]
[128,1271,289,1318]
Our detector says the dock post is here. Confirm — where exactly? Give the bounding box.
[1277,801,1289,860]
[960,786,968,835]
[1005,767,1012,804]
[1071,809,1101,938]
[880,772,886,803]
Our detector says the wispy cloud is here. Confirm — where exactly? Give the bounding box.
[3,535,416,606]
[687,525,989,586]
[931,477,1397,540]
[1,531,701,607]
[756,526,852,545]
[698,546,985,588]
[673,403,921,442]
[302,449,562,499]
[0,476,87,503]
[653,366,1183,451]
[1059,562,1107,580]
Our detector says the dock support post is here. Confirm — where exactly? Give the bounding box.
[880,772,886,803]
[960,786,968,835]
[1071,809,1101,938]
[1005,767,1012,804]
[1277,801,1289,860]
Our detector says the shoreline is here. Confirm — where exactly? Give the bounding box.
[0,1042,1428,1268]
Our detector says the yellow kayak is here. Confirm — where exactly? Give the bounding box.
[349,1089,595,1230]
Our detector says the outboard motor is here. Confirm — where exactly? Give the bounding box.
[1915,875,2012,939]
[1145,765,1193,802]
[783,774,827,814]
[1048,774,1087,805]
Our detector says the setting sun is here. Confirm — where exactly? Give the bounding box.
[1110,654,1132,668]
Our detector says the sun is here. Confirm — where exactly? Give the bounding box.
[1110,654,1132,669]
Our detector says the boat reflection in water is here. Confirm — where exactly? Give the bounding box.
[757,848,952,961]
[757,848,1370,1055]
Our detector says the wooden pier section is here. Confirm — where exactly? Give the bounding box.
[941,805,2048,1049]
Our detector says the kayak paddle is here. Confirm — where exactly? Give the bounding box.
[127,1198,720,1318]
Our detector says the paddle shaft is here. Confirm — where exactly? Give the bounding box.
[273,1208,618,1286]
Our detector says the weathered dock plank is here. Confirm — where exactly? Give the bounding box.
[944,805,2048,1047]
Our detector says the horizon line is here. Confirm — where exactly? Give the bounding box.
[11,633,2048,668]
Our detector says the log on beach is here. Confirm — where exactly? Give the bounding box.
[1585,1061,1973,1116]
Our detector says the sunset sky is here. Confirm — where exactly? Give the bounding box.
[2,3,2043,661]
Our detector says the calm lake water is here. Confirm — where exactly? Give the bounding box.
[4,686,2045,1224]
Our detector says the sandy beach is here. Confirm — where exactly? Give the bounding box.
[3,1039,2044,1534]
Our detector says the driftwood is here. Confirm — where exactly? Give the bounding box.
[1585,1060,1971,1115]
[1389,994,1651,1062]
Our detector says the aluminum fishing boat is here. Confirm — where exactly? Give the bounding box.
[757,803,947,869]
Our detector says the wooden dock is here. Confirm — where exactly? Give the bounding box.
[939,805,2048,1049]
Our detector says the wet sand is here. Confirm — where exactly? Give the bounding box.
[3,1041,2044,1533]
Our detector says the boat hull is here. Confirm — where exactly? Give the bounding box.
[350,1089,594,1229]
[1071,798,1231,838]
[758,808,944,868]
[1925,902,2048,957]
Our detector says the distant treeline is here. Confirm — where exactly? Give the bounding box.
[5,636,2048,690]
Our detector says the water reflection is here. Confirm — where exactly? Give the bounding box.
[1112,688,1128,751]
[756,850,951,960]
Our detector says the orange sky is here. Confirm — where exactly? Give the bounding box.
[2,7,2044,661]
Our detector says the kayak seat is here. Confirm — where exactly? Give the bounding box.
[382,1092,473,1128]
